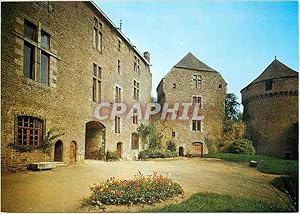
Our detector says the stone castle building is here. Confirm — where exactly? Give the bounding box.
[1,1,152,169]
[157,53,227,156]
[241,59,298,159]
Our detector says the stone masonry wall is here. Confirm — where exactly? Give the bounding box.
[157,67,227,156]
[1,1,151,169]
[241,77,298,158]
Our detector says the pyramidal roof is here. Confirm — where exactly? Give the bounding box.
[250,59,298,85]
[174,52,216,72]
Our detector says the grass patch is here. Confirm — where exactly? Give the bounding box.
[204,153,298,175]
[145,192,288,212]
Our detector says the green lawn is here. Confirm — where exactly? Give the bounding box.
[145,192,288,212]
[204,153,298,175]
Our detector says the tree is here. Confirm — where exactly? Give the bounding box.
[225,93,241,121]
[137,121,165,149]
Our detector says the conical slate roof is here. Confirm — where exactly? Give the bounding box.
[250,59,298,85]
[174,52,216,72]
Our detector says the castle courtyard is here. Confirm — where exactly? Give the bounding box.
[1,158,280,212]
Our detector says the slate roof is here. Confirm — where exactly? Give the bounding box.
[249,59,298,85]
[174,52,216,72]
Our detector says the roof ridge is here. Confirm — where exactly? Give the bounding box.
[174,52,216,72]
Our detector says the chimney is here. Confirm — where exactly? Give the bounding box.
[143,51,150,63]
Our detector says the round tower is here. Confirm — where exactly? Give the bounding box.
[241,59,298,159]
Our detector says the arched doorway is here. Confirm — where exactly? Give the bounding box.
[117,142,122,158]
[192,142,203,157]
[69,141,77,163]
[54,140,63,162]
[179,147,184,156]
[85,121,105,160]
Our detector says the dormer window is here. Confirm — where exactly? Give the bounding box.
[265,79,273,91]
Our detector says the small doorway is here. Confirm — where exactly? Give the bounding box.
[192,142,203,156]
[54,140,63,162]
[179,147,184,156]
[117,142,122,158]
[69,141,77,163]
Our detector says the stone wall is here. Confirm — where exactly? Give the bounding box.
[241,77,298,158]
[1,1,151,169]
[157,67,227,156]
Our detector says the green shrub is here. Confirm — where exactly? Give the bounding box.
[227,138,255,155]
[167,141,176,152]
[271,174,298,211]
[139,148,177,159]
[106,151,119,161]
[83,173,183,207]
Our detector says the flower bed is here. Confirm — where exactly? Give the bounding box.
[83,173,183,207]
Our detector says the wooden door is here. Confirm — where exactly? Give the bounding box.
[54,141,63,161]
[69,141,76,163]
[117,142,122,158]
[192,143,203,156]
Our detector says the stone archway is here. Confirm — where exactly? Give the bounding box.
[85,121,105,160]
[54,140,63,162]
[179,146,184,156]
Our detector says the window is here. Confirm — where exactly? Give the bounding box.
[115,116,120,133]
[23,19,51,85]
[133,56,140,74]
[118,40,121,52]
[93,17,102,52]
[24,20,37,41]
[41,31,50,49]
[131,133,139,150]
[115,86,121,102]
[24,42,35,80]
[16,116,43,147]
[40,52,49,84]
[172,131,175,137]
[117,60,121,74]
[192,120,201,131]
[172,83,176,89]
[193,96,202,108]
[133,80,140,101]
[133,108,138,125]
[92,63,101,103]
[265,79,273,91]
[192,75,202,88]
[218,84,222,89]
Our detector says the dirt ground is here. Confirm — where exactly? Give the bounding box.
[1,158,281,212]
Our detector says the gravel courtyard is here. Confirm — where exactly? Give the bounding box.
[1,158,280,212]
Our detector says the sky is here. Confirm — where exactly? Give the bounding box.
[95,0,299,106]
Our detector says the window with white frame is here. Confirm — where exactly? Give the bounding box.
[92,63,101,103]
[133,56,140,74]
[93,17,103,52]
[192,96,202,108]
[23,19,50,85]
[115,116,120,133]
[115,86,121,102]
[192,74,202,88]
[133,80,140,101]
[192,120,201,132]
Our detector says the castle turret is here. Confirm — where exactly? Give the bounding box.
[241,59,298,159]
